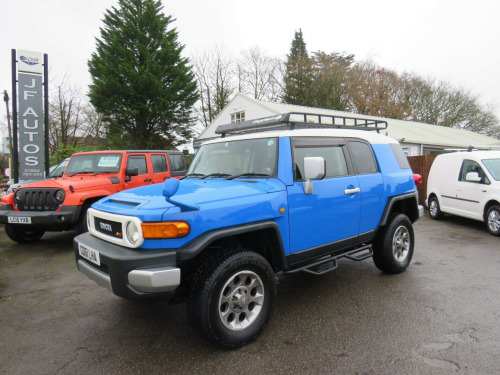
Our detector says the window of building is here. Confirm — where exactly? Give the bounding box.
[231,111,245,123]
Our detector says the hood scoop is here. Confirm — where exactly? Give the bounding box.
[109,199,140,207]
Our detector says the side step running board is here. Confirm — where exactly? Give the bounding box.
[286,245,373,276]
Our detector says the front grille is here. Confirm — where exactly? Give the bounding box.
[94,217,123,239]
[16,188,60,211]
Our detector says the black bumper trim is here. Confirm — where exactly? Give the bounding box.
[0,206,81,229]
[74,232,178,299]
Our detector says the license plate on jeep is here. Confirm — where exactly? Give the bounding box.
[78,243,101,266]
[8,216,31,224]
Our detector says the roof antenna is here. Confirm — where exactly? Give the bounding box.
[467,146,474,152]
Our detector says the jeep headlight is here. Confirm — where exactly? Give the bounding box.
[126,221,140,246]
[55,189,65,203]
[15,190,23,202]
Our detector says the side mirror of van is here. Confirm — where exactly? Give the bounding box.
[465,172,481,182]
[303,157,325,195]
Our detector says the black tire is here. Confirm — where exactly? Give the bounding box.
[187,249,277,349]
[485,205,500,236]
[5,224,45,244]
[428,196,443,220]
[373,214,414,274]
[76,205,90,234]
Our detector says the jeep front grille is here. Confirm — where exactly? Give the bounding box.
[16,189,60,211]
[94,217,123,239]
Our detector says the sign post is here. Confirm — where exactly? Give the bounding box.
[11,49,48,182]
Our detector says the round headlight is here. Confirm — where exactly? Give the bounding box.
[55,190,65,202]
[15,190,23,202]
[126,221,140,245]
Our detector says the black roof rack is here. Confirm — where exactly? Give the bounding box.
[215,112,388,137]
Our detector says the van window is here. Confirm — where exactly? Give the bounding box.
[459,160,490,184]
[482,158,500,181]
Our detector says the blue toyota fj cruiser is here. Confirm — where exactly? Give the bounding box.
[74,113,423,348]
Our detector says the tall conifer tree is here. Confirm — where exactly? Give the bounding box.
[88,0,198,149]
[282,29,313,106]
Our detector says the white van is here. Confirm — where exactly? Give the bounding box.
[426,151,500,236]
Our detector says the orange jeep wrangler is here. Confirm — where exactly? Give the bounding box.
[0,150,186,243]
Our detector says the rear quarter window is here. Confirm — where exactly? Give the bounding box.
[390,143,411,169]
[348,140,378,174]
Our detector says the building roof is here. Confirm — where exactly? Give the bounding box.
[197,93,500,150]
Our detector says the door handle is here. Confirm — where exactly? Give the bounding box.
[344,187,360,195]
[144,178,152,182]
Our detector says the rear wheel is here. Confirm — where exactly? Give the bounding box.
[5,224,45,244]
[188,249,276,349]
[428,196,443,220]
[373,214,414,274]
[486,205,500,236]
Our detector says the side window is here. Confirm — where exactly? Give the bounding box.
[390,143,411,169]
[171,154,186,172]
[348,141,378,174]
[151,154,168,173]
[294,145,349,180]
[460,160,490,184]
[127,155,148,175]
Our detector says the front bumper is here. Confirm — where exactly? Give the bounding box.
[74,232,180,300]
[0,205,81,229]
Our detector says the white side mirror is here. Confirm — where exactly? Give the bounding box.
[465,172,481,182]
[303,157,325,195]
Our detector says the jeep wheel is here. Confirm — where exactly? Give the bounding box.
[373,214,414,274]
[428,196,443,220]
[188,249,276,349]
[486,205,500,236]
[76,205,90,234]
[5,224,45,244]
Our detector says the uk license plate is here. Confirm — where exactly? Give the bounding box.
[78,243,101,266]
[8,216,31,224]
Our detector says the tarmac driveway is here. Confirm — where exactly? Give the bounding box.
[0,214,499,374]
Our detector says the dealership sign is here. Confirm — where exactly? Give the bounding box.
[13,49,48,181]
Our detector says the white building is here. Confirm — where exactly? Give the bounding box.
[196,93,500,155]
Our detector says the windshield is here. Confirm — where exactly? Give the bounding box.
[66,153,123,174]
[482,158,500,181]
[188,137,278,178]
[48,158,69,177]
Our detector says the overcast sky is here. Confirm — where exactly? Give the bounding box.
[1,0,499,139]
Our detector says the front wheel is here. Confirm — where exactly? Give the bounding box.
[373,214,414,274]
[5,224,45,244]
[188,249,276,349]
[76,205,90,234]
[486,205,500,236]
[428,196,443,220]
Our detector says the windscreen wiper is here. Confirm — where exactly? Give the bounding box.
[225,173,271,180]
[200,173,232,179]
[69,171,95,177]
[181,173,206,180]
